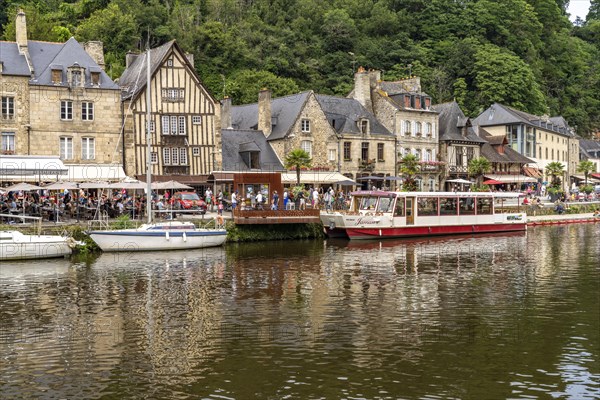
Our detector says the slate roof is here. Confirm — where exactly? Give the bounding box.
[0,38,118,89]
[579,139,600,159]
[315,94,393,136]
[431,101,486,143]
[473,103,574,138]
[479,130,534,164]
[221,129,285,171]
[118,40,175,99]
[0,41,31,76]
[231,91,311,141]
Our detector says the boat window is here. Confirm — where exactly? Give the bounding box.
[359,197,378,211]
[376,197,393,213]
[459,197,476,215]
[394,198,405,216]
[439,197,458,215]
[477,197,493,215]
[417,197,438,216]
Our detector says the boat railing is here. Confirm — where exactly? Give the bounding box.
[0,213,43,235]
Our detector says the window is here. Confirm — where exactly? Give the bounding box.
[361,142,369,161]
[192,147,200,156]
[455,146,463,166]
[377,143,384,161]
[545,148,548,159]
[424,149,432,162]
[91,72,100,85]
[466,147,474,163]
[301,119,310,133]
[459,197,475,215]
[477,198,492,215]
[328,149,336,162]
[150,152,158,164]
[161,115,186,135]
[52,69,62,84]
[417,197,438,216]
[71,69,82,86]
[59,137,73,160]
[359,119,369,134]
[425,122,432,137]
[61,101,73,120]
[414,148,421,160]
[404,120,411,135]
[146,120,155,133]
[192,116,202,125]
[163,147,189,165]
[394,198,405,216]
[81,102,94,121]
[1,97,15,120]
[81,137,95,160]
[167,59,174,67]
[301,140,312,157]
[1,132,15,153]
[343,142,351,160]
[415,122,422,135]
[440,197,458,215]
[161,88,185,102]
[376,197,393,213]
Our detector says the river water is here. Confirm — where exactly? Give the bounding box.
[0,224,598,399]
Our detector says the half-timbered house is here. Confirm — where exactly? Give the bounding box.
[119,40,217,186]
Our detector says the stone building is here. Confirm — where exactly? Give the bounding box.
[349,68,441,190]
[1,11,122,180]
[229,90,394,187]
[473,103,580,190]
[119,40,217,186]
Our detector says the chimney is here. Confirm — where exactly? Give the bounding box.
[84,41,105,70]
[258,88,272,137]
[185,53,194,68]
[221,96,232,129]
[353,66,372,112]
[126,52,139,69]
[16,10,28,51]
[368,69,381,89]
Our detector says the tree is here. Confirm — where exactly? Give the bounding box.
[468,157,491,185]
[577,160,596,186]
[545,161,565,188]
[284,149,312,185]
[399,154,420,191]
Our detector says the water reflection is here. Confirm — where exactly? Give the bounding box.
[0,225,598,399]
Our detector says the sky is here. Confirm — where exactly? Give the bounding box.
[567,0,591,21]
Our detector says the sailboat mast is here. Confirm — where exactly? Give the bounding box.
[146,48,152,224]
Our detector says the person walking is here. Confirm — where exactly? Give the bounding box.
[272,191,279,210]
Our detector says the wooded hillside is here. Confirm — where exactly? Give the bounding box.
[2,0,599,136]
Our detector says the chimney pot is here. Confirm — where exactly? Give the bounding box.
[258,89,272,137]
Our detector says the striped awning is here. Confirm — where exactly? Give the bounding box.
[483,174,537,183]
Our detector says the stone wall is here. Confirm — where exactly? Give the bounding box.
[0,75,30,154]
[29,86,122,164]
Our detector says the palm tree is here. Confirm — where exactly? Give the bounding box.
[467,157,491,186]
[284,149,312,185]
[545,161,565,188]
[399,154,420,191]
[577,160,595,186]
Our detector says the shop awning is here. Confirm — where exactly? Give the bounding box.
[0,155,67,181]
[523,167,543,178]
[63,164,127,182]
[281,171,356,185]
[483,174,537,183]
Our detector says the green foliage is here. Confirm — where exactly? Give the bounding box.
[577,160,596,184]
[284,149,312,185]
[545,161,565,188]
[471,184,491,192]
[226,222,324,242]
[399,154,420,191]
[468,157,492,185]
[2,0,599,136]
[109,215,138,229]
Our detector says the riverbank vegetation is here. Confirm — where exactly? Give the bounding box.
[1,0,599,136]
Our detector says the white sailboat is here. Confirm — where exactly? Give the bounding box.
[88,47,227,252]
[0,230,73,260]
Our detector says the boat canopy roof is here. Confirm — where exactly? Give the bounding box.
[349,190,522,198]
